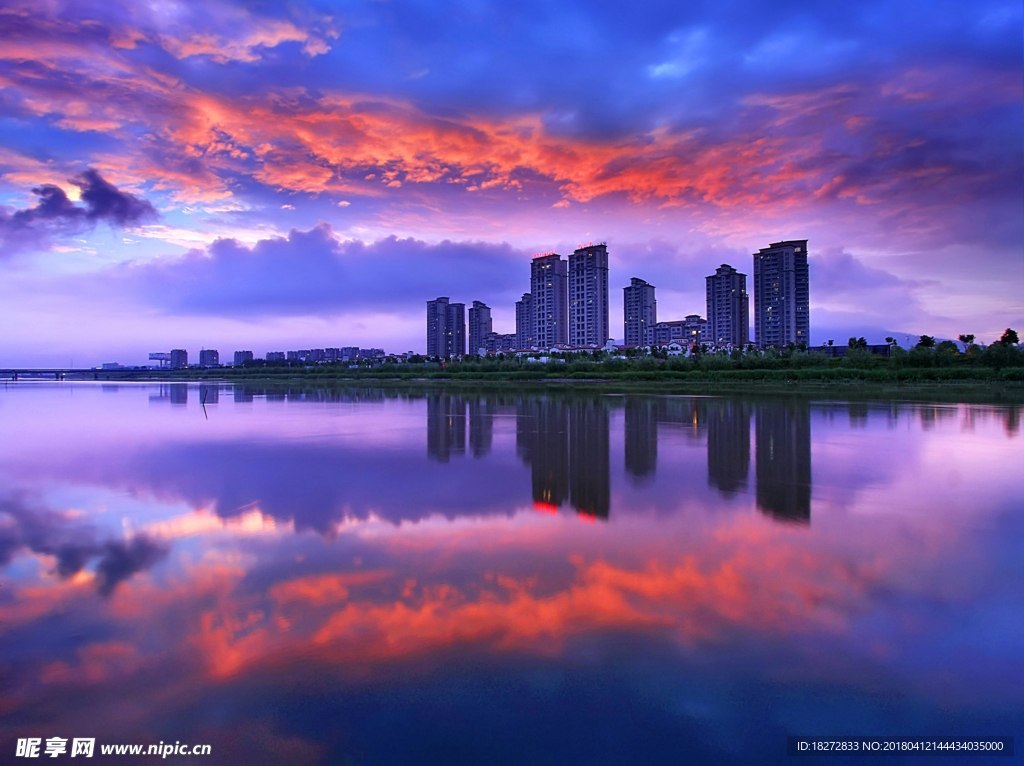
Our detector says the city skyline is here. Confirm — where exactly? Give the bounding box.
[0,1,1020,367]
[425,241,778,357]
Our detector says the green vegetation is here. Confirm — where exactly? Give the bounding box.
[86,331,1024,403]
[66,327,1024,401]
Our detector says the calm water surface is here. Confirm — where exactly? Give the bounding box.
[1,383,1021,764]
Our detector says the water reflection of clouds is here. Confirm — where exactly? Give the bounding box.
[3,501,1020,742]
[0,385,1021,758]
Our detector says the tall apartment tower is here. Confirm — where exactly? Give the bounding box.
[448,301,466,356]
[568,244,610,347]
[468,300,492,355]
[530,253,568,348]
[198,349,219,367]
[623,277,657,346]
[753,240,810,348]
[426,297,449,357]
[426,297,467,357]
[705,264,750,346]
[515,293,534,350]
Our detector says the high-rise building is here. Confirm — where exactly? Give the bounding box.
[169,349,188,369]
[468,300,493,356]
[426,298,465,357]
[515,293,534,349]
[427,297,449,357]
[568,244,609,347]
[753,240,810,348]
[233,350,253,366]
[623,277,657,346]
[266,351,285,362]
[706,264,749,346]
[447,302,465,357]
[531,254,568,348]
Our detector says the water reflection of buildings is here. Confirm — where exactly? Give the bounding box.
[517,396,609,520]
[426,393,500,462]
[169,384,188,405]
[624,398,657,482]
[199,385,219,405]
[426,393,467,462]
[622,396,810,523]
[623,397,707,483]
[467,397,494,457]
[707,399,750,496]
[755,402,811,523]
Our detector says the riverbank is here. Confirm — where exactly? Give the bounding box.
[44,366,1024,403]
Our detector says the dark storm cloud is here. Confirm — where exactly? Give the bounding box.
[0,493,168,595]
[74,169,158,225]
[114,224,526,317]
[0,169,157,254]
[94,536,169,596]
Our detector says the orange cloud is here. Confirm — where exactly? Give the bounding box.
[170,520,872,681]
[6,18,992,214]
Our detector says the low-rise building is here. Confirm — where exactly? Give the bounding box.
[483,332,517,353]
[648,315,707,345]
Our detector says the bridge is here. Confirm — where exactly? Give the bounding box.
[0,368,154,380]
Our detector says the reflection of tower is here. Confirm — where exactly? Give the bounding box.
[655,398,706,442]
[707,399,750,495]
[517,398,569,509]
[427,394,466,462]
[169,384,188,405]
[517,396,609,519]
[755,402,811,523]
[569,398,610,519]
[199,385,219,405]
[233,385,254,403]
[468,397,495,458]
[624,397,657,481]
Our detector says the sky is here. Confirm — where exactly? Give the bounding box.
[0,0,1021,365]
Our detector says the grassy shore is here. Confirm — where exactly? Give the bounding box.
[77,364,1024,403]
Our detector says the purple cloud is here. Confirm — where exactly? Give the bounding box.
[0,169,157,254]
[112,224,526,316]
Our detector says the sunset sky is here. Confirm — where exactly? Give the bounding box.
[1,0,1021,365]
